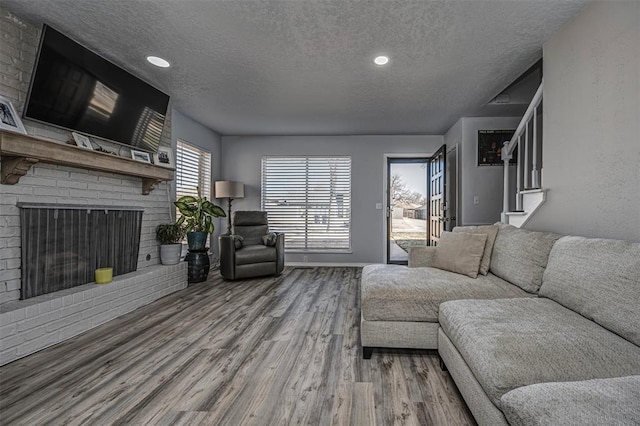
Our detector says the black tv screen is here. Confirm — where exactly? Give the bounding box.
[25,25,170,153]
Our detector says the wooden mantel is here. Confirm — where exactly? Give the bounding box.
[0,131,174,195]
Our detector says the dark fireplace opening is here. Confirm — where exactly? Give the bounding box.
[19,204,143,299]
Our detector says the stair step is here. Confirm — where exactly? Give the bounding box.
[519,188,545,195]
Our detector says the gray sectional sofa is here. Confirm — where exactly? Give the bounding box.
[360,224,640,425]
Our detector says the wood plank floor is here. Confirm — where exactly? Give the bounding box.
[0,267,475,425]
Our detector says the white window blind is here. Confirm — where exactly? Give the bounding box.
[261,156,351,251]
[175,139,212,206]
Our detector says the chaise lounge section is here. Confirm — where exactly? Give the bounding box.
[361,224,560,357]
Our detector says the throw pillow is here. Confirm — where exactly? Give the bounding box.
[431,231,488,278]
[453,224,499,275]
[262,232,277,246]
[233,235,244,249]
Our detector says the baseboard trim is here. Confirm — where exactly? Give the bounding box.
[287,262,372,267]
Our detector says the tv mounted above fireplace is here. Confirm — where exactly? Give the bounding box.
[24,24,170,153]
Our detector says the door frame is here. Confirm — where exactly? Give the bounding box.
[382,153,432,264]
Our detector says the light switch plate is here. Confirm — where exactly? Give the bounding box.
[375,203,383,210]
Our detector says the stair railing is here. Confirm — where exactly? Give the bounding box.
[502,80,543,217]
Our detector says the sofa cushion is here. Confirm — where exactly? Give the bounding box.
[453,224,499,275]
[539,236,640,346]
[439,298,640,407]
[501,375,640,426]
[490,224,561,293]
[235,245,277,265]
[431,231,487,278]
[361,264,533,322]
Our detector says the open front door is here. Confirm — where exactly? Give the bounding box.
[428,144,446,245]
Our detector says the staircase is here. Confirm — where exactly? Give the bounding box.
[501,81,545,227]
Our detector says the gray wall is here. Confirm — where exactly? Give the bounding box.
[526,1,640,241]
[171,109,224,256]
[221,135,443,264]
[457,117,521,225]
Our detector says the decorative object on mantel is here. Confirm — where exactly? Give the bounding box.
[154,146,174,168]
[156,223,185,265]
[0,131,173,194]
[0,95,26,135]
[215,180,245,235]
[71,132,93,150]
[175,186,226,282]
[131,149,152,163]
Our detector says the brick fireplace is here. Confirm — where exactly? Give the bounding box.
[0,9,187,366]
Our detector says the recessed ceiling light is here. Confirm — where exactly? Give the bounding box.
[146,56,170,68]
[374,55,389,66]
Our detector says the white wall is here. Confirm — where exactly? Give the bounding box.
[456,117,521,225]
[171,109,224,256]
[221,135,443,264]
[526,1,640,241]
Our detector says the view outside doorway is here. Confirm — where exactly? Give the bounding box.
[388,159,428,263]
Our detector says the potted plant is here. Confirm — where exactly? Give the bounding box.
[156,223,186,265]
[174,186,226,251]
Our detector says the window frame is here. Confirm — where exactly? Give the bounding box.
[175,139,212,220]
[261,155,352,253]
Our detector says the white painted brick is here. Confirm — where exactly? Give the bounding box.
[50,298,62,310]
[38,301,51,314]
[0,290,20,304]
[68,172,99,182]
[10,308,25,322]
[0,348,17,365]
[6,259,21,270]
[58,321,87,341]
[33,187,70,197]
[25,304,38,318]
[21,324,46,342]
[0,323,17,338]
[17,176,58,187]
[0,195,18,206]
[5,237,20,248]
[0,247,20,260]
[0,333,23,351]
[17,312,56,332]
[59,180,88,189]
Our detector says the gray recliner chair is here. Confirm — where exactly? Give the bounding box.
[219,211,285,280]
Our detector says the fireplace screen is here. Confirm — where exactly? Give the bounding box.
[19,204,143,299]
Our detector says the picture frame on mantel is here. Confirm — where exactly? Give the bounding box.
[71,132,94,150]
[0,95,27,135]
[153,147,174,168]
[131,149,152,163]
[477,129,517,166]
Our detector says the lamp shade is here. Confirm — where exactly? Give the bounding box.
[215,181,244,199]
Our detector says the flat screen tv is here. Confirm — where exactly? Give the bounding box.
[25,25,170,153]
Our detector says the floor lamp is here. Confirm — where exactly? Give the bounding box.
[214,181,245,235]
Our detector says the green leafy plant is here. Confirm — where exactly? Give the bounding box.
[174,186,226,233]
[155,223,186,244]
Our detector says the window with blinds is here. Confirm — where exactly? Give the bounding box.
[175,139,212,206]
[261,156,351,251]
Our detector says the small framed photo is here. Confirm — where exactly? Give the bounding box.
[153,147,174,168]
[71,132,93,150]
[131,149,152,163]
[0,95,27,134]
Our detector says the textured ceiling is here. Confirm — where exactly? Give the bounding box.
[4,0,588,135]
